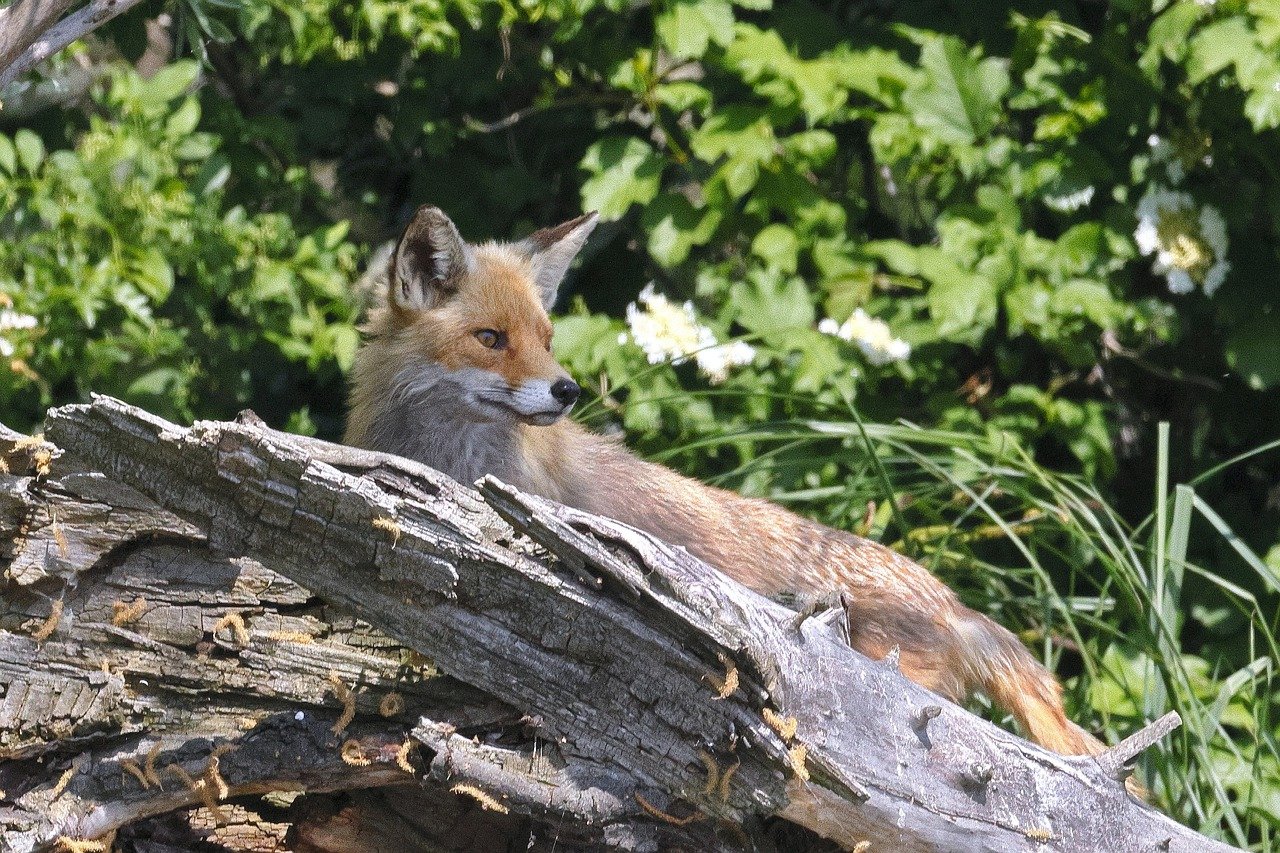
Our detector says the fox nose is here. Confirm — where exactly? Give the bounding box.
[550,378,580,406]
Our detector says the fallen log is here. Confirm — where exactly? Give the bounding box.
[0,395,1242,852]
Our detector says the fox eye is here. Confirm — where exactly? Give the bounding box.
[474,329,506,349]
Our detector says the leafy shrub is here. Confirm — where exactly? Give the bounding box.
[0,61,359,434]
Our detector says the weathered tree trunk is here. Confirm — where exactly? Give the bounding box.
[0,396,1244,852]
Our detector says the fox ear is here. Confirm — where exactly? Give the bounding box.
[520,211,599,310]
[389,205,475,311]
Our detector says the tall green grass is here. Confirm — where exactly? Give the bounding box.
[579,390,1280,847]
[806,416,1280,848]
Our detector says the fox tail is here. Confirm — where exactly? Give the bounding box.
[951,609,1105,757]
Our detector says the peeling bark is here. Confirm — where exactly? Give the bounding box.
[0,397,1245,852]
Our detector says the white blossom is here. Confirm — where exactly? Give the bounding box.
[623,285,712,365]
[0,309,37,331]
[818,309,911,366]
[691,338,754,384]
[0,307,38,360]
[621,284,755,384]
[1134,186,1230,296]
[1044,185,1095,213]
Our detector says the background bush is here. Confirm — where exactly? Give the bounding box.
[1,0,1279,845]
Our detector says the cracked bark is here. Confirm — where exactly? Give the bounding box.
[0,397,1244,853]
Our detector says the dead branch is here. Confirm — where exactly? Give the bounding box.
[0,0,149,92]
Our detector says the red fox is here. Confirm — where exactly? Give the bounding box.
[345,205,1105,757]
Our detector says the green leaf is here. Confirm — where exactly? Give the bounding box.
[331,324,359,371]
[729,270,813,336]
[781,129,836,167]
[552,313,618,375]
[1184,16,1280,129]
[655,0,734,60]
[716,156,760,198]
[723,25,845,122]
[0,136,15,174]
[1225,318,1280,390]
[175,132,217,161]
[129,247,175,302]
[751,224,799,273]
[127,367,185,398]
[1243,68,1280,129]
[323,220,350,249]
[689,106,775,164]
[724,24,790,87]
[1004,283,1050,334]
[653,81,712,113]
[14,129,44,174]
[641,192,722,267]
[791,331,846,391]
[165,97,202,137]
[1049,279,1118,328]
[142,60,201,107]
[1186,17,1260,85]
[864,240,919,275]
[919,247,997,337]
[147,60,199,101]
[580,137,664,219]
[833,47,914,101]
[253,262,295,304]
[819,267,875,321]
[902,36,1010,144]
[1055,222,1122,273]
[1141,1,1204,73]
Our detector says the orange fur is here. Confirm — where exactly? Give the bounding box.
[346,207,1104,759]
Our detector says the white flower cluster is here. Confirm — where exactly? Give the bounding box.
[0,307,38,358]
[1044,185,1095,213]
[1134,186,1230,296]
[818,308,910,366]
[620,284,755,384]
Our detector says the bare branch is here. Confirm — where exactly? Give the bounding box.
[1095,711,1183,781]
[0,0,148,92]
[0,0,76,73]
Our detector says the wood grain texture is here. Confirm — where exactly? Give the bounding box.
[0,396,1244,852]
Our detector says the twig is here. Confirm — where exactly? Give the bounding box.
[462,93,625,134]
[1101,332,1221,393]
[1094,711,1182,780]
[633,792,703,826]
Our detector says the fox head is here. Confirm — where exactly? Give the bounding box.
[369,205,598,427]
